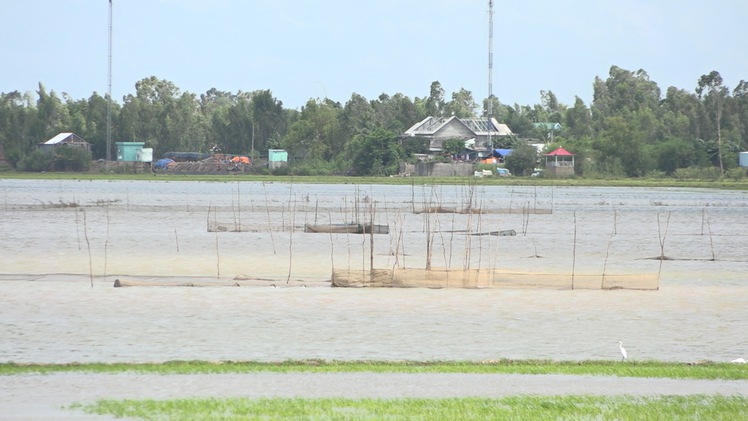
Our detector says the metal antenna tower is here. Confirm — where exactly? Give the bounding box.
[487,0,494,146]
[106,0,113,166]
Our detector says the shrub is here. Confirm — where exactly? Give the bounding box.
[16,150,54,172]
[725,167,747,180]
[673,166,722,180]
[53,146,91,172]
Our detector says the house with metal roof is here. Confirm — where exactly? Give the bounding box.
[38,132,92,155]
[402,116,513,156]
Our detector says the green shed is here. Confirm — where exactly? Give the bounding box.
[268,149,288,170]
[116,142,145,162]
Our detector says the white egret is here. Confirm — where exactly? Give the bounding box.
[618,341,627,362]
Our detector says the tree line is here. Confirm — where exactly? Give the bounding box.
[0,65,746,177]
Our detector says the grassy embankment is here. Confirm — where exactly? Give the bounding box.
[3,359,747,380]
[36,360,743,420]
[2,171,748,190]
[71,395,748,420]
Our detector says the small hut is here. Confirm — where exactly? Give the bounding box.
[268,149,288,170]
[38,133,91,156]
[115,142,146,162]
[545,147,575,177]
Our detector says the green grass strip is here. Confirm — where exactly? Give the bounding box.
[71,395,748,420]
[4,359,747,380]
[2,171,748,190]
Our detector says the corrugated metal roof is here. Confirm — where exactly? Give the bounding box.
[403,116,454,136]
[43,132,75,145]
[404,117,513,137]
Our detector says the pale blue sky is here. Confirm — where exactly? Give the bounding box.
[2,0,746,110]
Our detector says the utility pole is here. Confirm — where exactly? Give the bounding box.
[106,0,113,167]
[487,0,494,148]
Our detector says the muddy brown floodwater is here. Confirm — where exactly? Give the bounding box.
[1,180,747,363]
[1,179,748,419]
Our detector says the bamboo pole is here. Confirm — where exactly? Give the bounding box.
[286,187,295,284]
[75,206,82,251]
[704,209,716,261]
[601,232,614,289]
[369,202,375,272]
[104,205,110,278]
[571,211,577,290]
[656,211,671,290]
[213,201,221,279]
[263,182,276,254]
[82,209,93,288]
[215,230,220,279]
[477,198,484,269]
[236,181,241,232]
[328,207,335,274]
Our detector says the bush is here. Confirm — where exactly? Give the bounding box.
[53,146,91,172]
[16,150,54,172]
[725,167,747,180]
[504,141,537,176]
[673,166,722,180]
[474,163,498,173]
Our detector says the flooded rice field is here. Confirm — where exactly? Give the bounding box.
[1,179,747,363]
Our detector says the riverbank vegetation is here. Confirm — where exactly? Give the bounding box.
[71,395,748,420]
[2,170,748,190]
[4,360,747,380]
[1,66,747,179]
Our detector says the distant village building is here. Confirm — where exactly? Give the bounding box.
[402,116,513,157]
[115,142,146,162]
[545,147,575,177]
[37,133,91,156]
[268,148,288,170]
[533,122,562,143]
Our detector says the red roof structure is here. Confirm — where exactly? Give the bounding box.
[545,147,574,156]
[544,147,575,177]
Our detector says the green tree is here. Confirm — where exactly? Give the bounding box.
[425,81,445,117]
[444,88,478,118]
[441,138,464,157]
[32,83,70,141]
[654,137,699,175]
[120,77,179,154]
[504,141,537,176]
[661,87,701,142]
[504,104,534,138]
[697,70,729,173]
[593,116,653,177]
[733,80,748,150]
[591,66,662,135]
[249,90,286,155]
[0,91,36,166]
[346,128,402,176]
[340,93,374,140]
[85,92,119,159]
[53,145,91,172]
[370,93,422,134]
[564,97,591,138]
[281,99,342,162]
[482,95,507,122]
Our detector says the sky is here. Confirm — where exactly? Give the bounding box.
[2,0,747,110]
